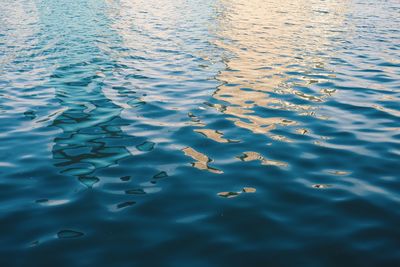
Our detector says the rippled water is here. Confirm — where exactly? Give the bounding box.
[1,0,399,266]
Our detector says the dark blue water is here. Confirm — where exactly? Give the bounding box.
[1,0,399,266]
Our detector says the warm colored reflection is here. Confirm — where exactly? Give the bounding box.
[211,0,347,138]
[238,151,288,167]
[194,128,238,143]
[182,147,223,174]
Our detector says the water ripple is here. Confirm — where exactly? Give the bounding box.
[0,0,399,266]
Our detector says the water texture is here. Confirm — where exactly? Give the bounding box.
[0,0,399,266]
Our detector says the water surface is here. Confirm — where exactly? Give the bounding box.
[0,0,399,266]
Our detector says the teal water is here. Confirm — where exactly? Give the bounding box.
[0,0,399,266]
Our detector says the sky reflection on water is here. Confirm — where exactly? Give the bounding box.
[0,0,399,266]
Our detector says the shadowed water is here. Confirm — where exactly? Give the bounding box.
[0,0,399,266]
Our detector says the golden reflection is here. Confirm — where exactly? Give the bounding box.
[194,129,238,143]
[296,128,309,135]
[182,147,223,174]
[238,151,288,167]
[242,187,256,193]
[211,0,347,139]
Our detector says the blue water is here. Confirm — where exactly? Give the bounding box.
[0,0,399,266]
